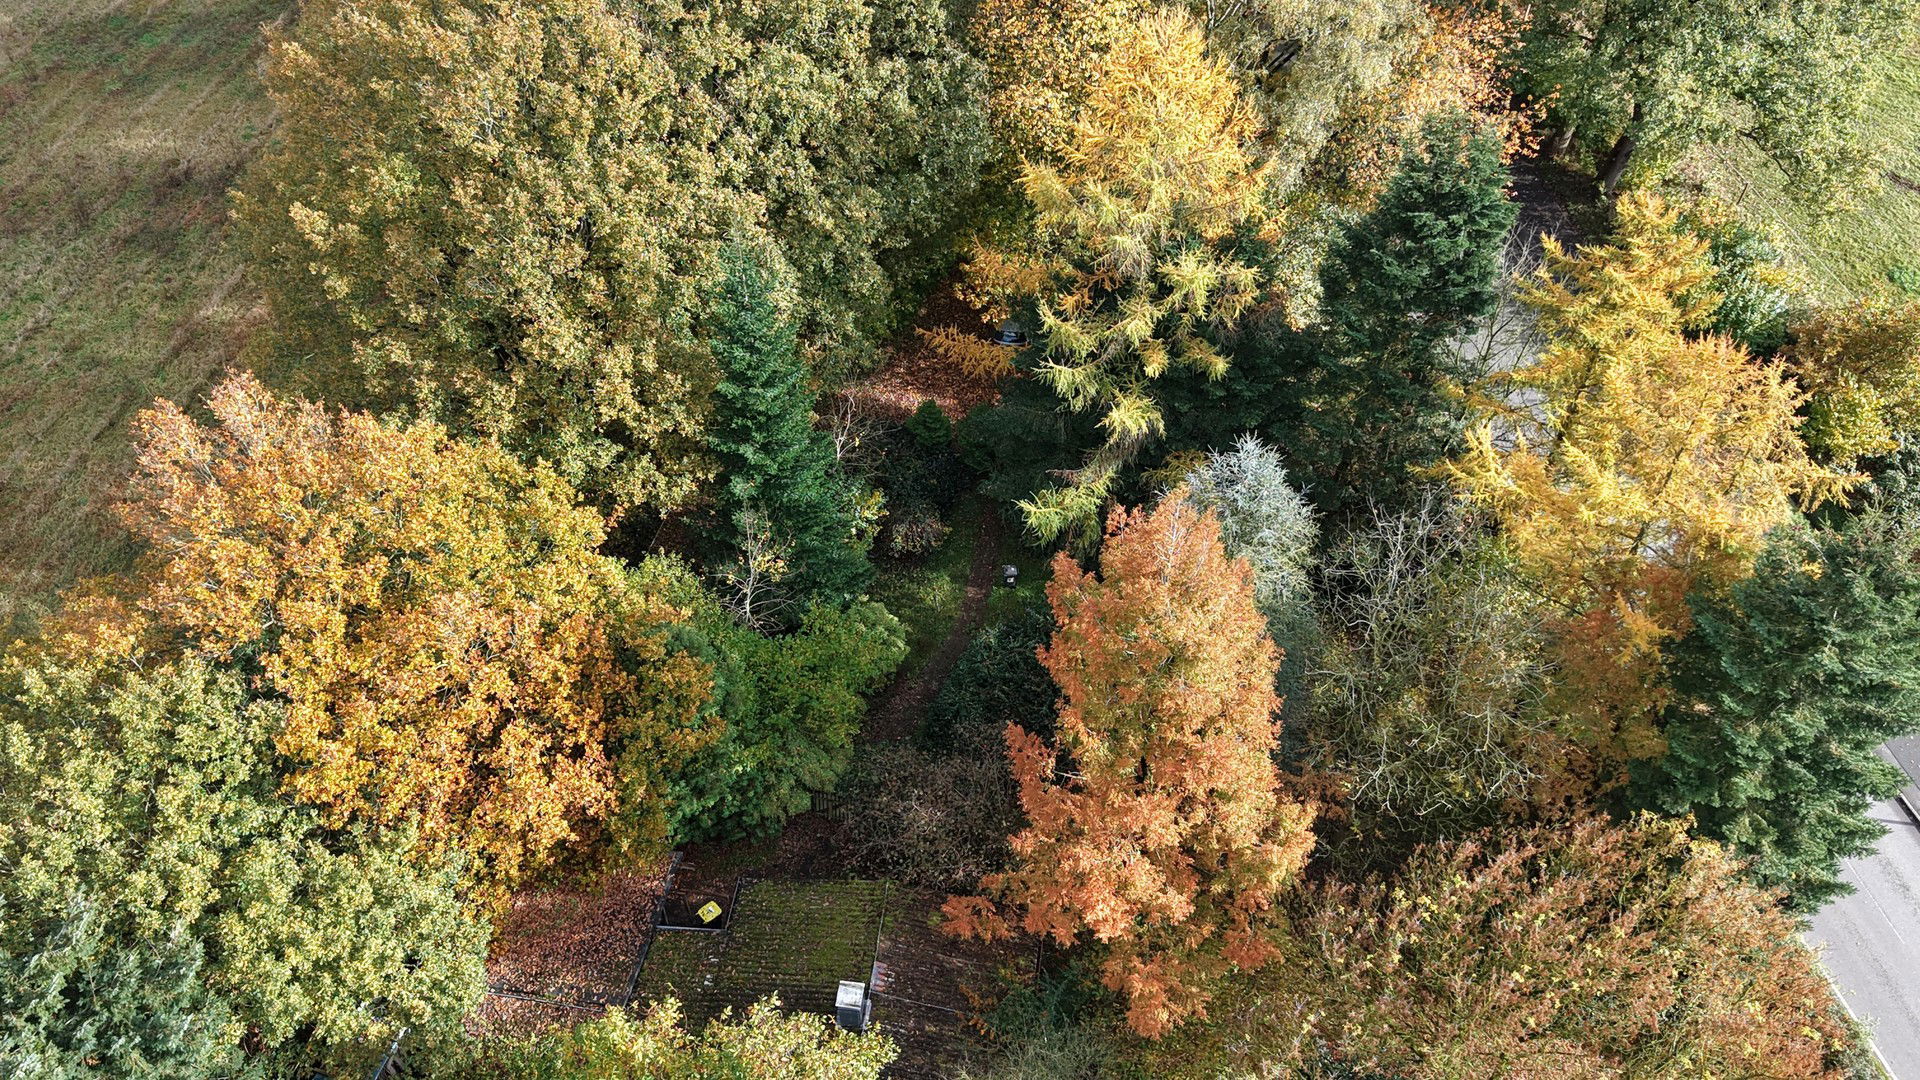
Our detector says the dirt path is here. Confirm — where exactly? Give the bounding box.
[865,509,1006,743]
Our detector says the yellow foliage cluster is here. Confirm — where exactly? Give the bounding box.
[1447,194,1856,789]
[972,9,1274,540]
[967,0,1150,162]
[916,326,1018,380]
[1787,296,1920,465]
[108,374,714,898]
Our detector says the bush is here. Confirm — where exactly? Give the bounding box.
[1677,201,1800,355]
[920,603,1056,754]
[636,558,907,842]
[839,605,1051,889]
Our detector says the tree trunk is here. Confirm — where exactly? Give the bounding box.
[1548,123,1577,160]
[1599,105,1643,195]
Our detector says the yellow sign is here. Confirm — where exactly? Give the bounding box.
[697,901,723,925]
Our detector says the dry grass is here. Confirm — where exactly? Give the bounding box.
[0,0,281,625]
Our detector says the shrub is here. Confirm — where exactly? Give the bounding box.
[920,604,1056,754]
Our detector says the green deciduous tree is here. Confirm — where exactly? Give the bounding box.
[236,0,738,510]
[1518,0,1916,195]
[1787,296,1920,467]
[0,900,245,1080]
[0,653,487,1068]
[705,252,871,612]
[1632,514,1920,910]
[665,0,989,369]
[239,0,988,510]
[637,558,905,841]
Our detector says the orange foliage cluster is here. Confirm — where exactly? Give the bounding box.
[944,498,1315,1037]
[100,373,713,897]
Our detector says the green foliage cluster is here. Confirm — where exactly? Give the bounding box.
[1634,514,1920,909]
[0,656,487,1074]
[238,0,987,511]
[1518,0,1915,196]
[1151,115,1514,516]
[639,559,906,842]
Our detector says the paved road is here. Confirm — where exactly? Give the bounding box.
[1810,748,1920,1078]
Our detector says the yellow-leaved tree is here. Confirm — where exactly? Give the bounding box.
[966,0,1148,164]
[1786,296,1920,466]
[972,9,1275,542]
[115,374,714,897]
[1446,193,1855,792]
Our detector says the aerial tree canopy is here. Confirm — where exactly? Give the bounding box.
[703,251,873,616]
[1517,0,1916,195]
[1634,514,1920,910]
[944,498,1316,1038]
[969,8,1274,543]
[240,0,988,510]
[1447,194,1854,789]
[0,653,487,1068]
[116,374,714,896]
[1152,817,1861,1079]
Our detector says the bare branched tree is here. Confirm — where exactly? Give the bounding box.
[717,508,796,631]
[1304,492,1552,857]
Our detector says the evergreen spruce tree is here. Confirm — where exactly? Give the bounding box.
[706,251,871,609]
[1632,514,1920,910]
[1271,113,1514,514]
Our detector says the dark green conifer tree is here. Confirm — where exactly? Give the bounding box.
[1269,113,1515,514]
[705,251,871,608]
[1632,514,1920,910]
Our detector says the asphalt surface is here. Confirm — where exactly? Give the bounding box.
[1810,741,1920,1078]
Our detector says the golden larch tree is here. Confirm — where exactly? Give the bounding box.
[1446,193,1855,790]
[968,9,1275,542]
[943,497,1316,1037]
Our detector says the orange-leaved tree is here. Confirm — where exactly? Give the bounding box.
[116,373,713,896]
[943,497,1316,1037]
[1445,193,1855,793]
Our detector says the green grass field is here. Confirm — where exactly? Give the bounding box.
[1681,35,1920,301]
[0,0,279,624]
